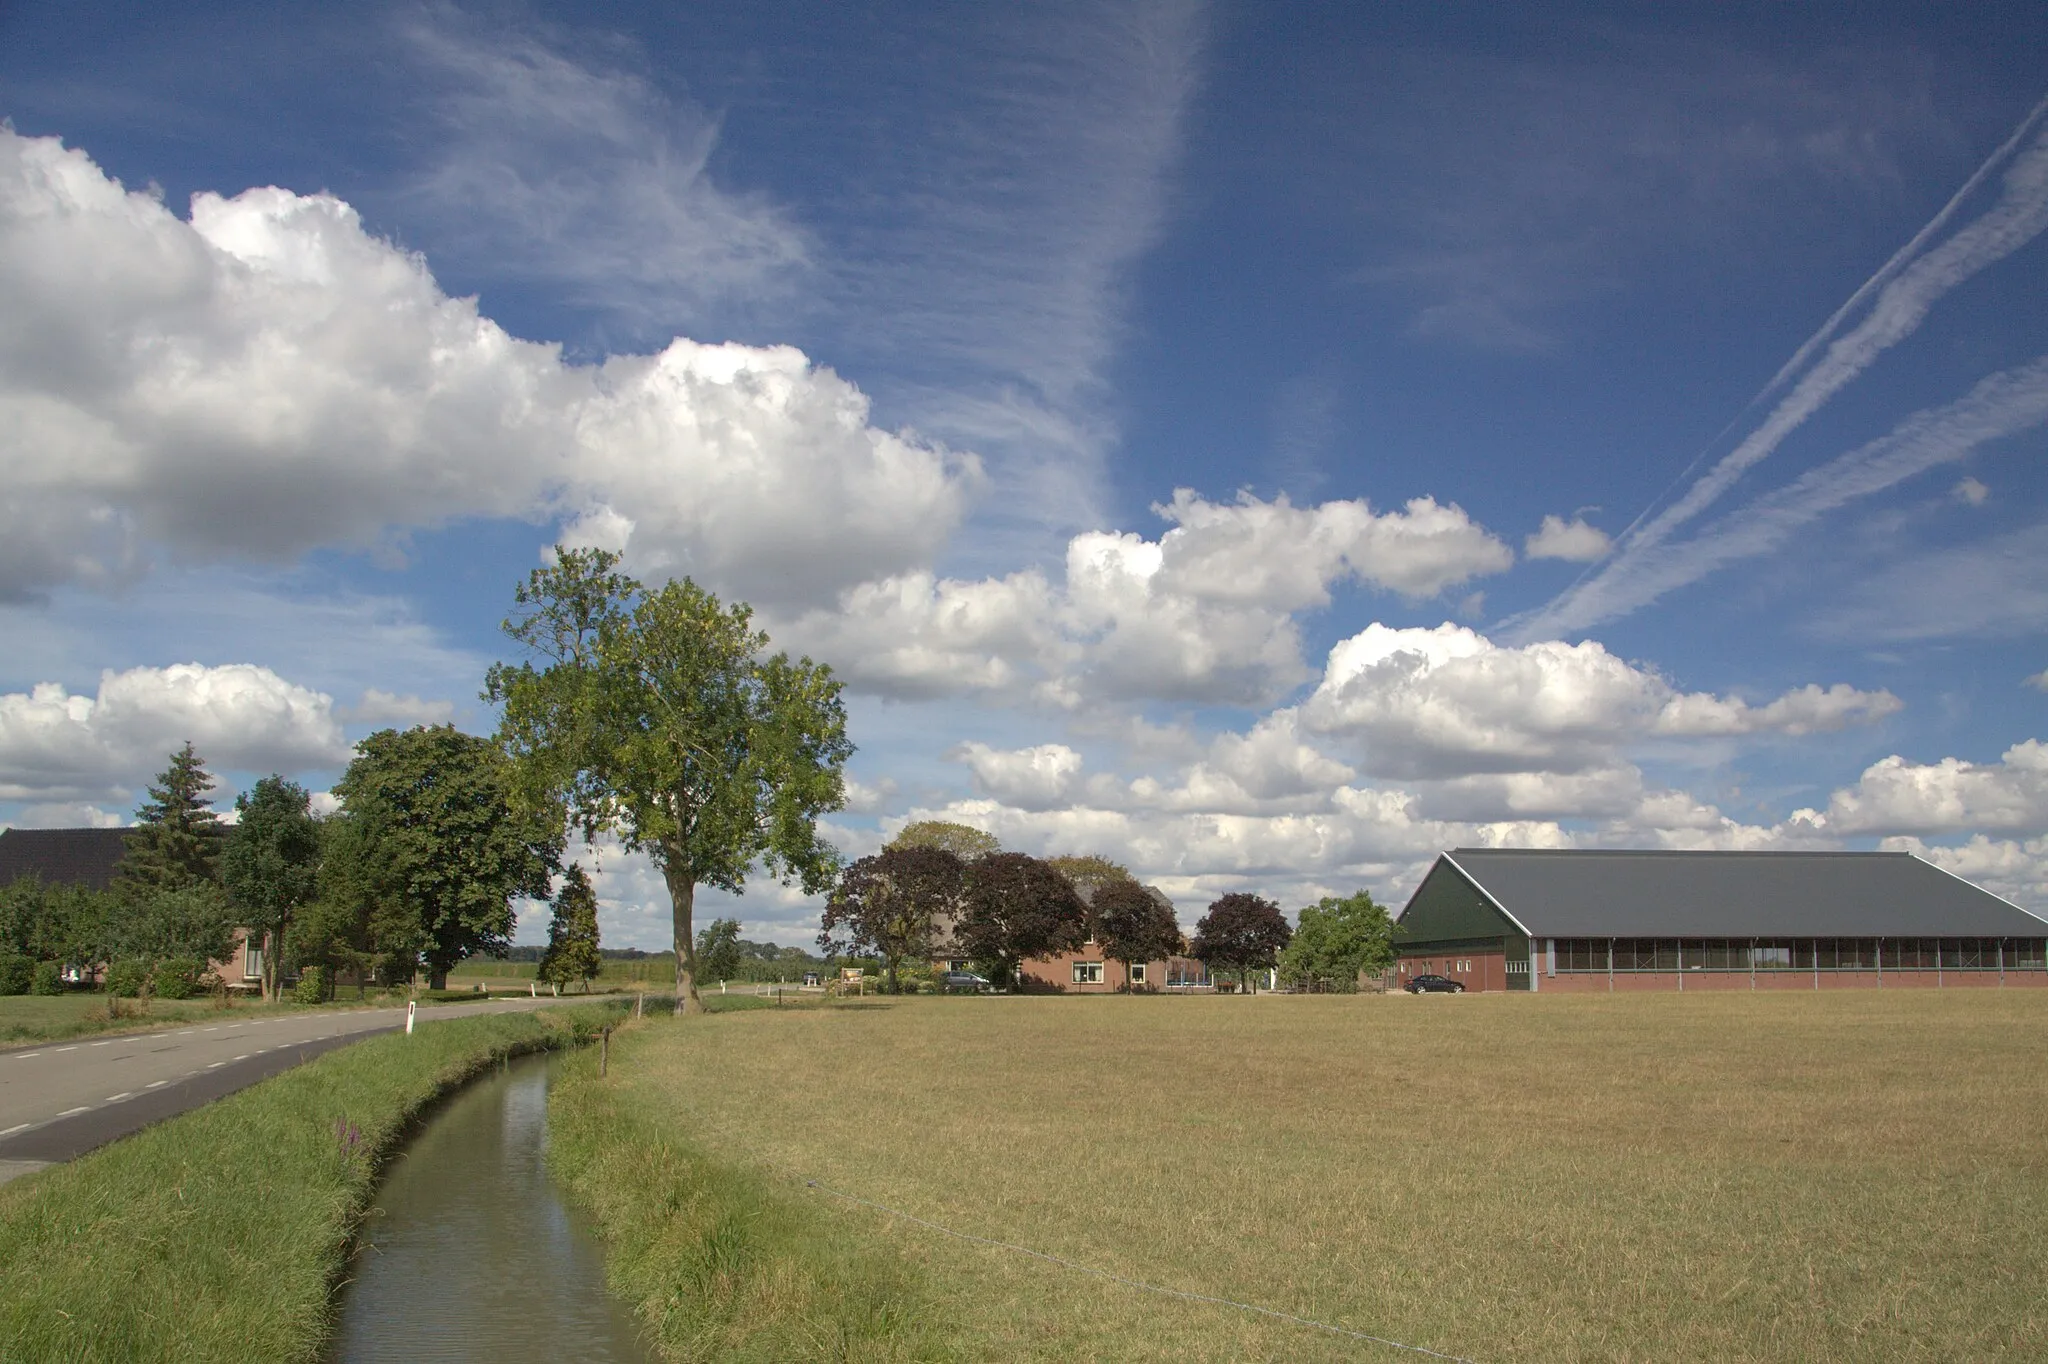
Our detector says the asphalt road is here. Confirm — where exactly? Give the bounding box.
[0,996,576,1185]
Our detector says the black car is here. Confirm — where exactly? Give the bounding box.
[1404,973,1465,994]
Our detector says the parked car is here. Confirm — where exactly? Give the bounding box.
[940,971,992,993]
[1404,973,1465,994]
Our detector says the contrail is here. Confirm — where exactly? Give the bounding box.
[1525,354,2048,629]
[1518,94,2048,641]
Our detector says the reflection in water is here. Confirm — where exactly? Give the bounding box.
[331,1054,650,1362]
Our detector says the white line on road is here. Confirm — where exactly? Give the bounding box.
[58,1107,89,1117]
[106,1093,130,1102]
[54,1046,78,1053]
[0,1124,28,1136]
[145,1080,167,1089]
[12,1053,40,1060]
[232,1054,249,1061]
[205,1062,225,1069]
[90,1040,112,1047]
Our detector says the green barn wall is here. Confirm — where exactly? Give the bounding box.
[1396,857,1534,991]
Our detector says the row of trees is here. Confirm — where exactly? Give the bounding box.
[815,820,1399,994]
[1,733,607,999]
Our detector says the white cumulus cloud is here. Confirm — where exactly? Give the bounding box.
[1796,740,2048,836]
[0,663,351,800]
[1523,513,1610,562]
[782,492,1513,706]
[1303,622,1899,778]
[0,129,976,606]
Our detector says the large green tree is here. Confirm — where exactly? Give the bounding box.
[110,883,240,967]
[0,877,112,970]
[958,852,1088,990]
[487,548,853,1014]
[328,725,560,989]
[1192,893,1292,994]
[222,776,323,1001]
[537,864,603,993]
[819,846,966,992]
[1278,891,1400,992]
[694,917,743,985]
[1092,879,1183,990]
[116,743,227,897]
[888,821,999,861]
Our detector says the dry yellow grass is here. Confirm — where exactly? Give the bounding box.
[579,992,2048,1362]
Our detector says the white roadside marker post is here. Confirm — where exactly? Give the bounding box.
[405,1000,415,1036]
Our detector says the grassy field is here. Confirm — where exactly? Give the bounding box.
[0,1002,624,1363]
[0,986,549,1045]
[559,992,2048,1362]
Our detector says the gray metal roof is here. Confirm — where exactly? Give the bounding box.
[1438,848,2048,938]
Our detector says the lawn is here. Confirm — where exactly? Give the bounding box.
[559,992,2048,1362]
[0,992,236,1043]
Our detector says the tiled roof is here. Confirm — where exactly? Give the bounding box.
[0,827,132,892]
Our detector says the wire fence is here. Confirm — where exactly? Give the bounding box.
[801,1178,1479,1363]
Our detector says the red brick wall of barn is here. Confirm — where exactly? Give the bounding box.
[1395,952,1507,993]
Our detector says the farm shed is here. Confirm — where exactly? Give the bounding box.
[1394,848,2048,993]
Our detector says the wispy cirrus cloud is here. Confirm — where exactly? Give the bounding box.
[1515,93,2048,640]
[397,6,811,340]
[390,2,1209,564]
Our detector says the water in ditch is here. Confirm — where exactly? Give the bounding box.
[329,1053,652,1363]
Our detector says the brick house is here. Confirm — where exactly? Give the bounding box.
[0,826,266,990]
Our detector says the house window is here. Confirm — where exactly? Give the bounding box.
[1129,963,1147,983]
[243,939,263,980]
[1072,961,1103,985]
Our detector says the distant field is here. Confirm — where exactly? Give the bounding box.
[452,957,677,986]
[573,992,2048,1362]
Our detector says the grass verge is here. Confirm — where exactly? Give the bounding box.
[0,1001,624,1362]
[556,992,2048,1363]
[548,1004,956,1362]
[0,987,587,1046]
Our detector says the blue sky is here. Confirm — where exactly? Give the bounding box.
[3,1,2045,947]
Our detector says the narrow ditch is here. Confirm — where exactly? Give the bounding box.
[328,1052,652,1362]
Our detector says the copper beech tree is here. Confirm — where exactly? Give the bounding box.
[1191,892,1292,994]
[487,547,852,1014]
[1091,878,1183,989]
[957,852,1088,989]
[819,846,966,992]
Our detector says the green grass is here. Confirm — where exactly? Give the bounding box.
[558,992,2048,1362]
[0,1001,625,1362]
[0,991,296,1044]
[548,1002,950,1362]
[0,986,545,1046]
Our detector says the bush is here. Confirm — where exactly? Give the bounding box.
[30,962,61,996]
[0,954,32,996]
[152,957,202,1000]
[106,957,151,998]
[293,966,327,1005]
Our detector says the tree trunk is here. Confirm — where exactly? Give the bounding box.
[428,963,449,990]
[261,930,278,1004]
[662,855,705,1015]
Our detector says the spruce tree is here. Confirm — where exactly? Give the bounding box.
[116,743,227,897]
[537,864,603,993]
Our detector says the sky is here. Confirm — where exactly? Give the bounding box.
[2,1,2045,949]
